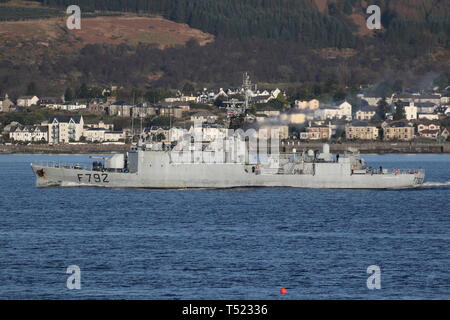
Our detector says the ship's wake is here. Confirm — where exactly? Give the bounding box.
[421,181,450,188]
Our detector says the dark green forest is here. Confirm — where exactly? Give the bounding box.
[35,0,450,49]
[0,0,449,98]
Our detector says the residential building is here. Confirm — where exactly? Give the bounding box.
[315,101,352,120]
[104,131,125,142]
[39,97,64,107]
[440,128,450,141]
[159,101,191,111]
[159,107,183,119]
[190,124,229,142]
[345,122,379,140]
[395,93,442,105]
[301,125,332,140]
[9,125,48,142]
[355,106,376,121]
[280,111,307,124]
[132,106,157,118]
[83,128,107,142]
[46,102,87,111]
[84,120,114,131]
[383,122,415,141]
[295,99,319,110]
[108,101,133,117]
[417,122,440,134]
[256,106,281,118]
[415,102,437,114]
[0,95,14,112]
[48,115,84,144]
[146,126,171,142]
[404,102,418,121]
[17,95,39,107]
[259,125,289,140]
[190,112,219,123]
[83,128,125,142]
[418,113,439,121]
[164,95,196,103]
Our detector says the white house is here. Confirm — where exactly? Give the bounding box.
[404,102,418,120]
[295,99,319,110]
[315,101,352,120]
[83,128,125,142]
[9,125,48,142]
[418,113,439,121]
[445,107,450,116]
[396,93,441,105]
[190,112,219,123]
[48,115,84,144]
[190,124,229,142]
[355,106,376,120]
[0,95,14,112]
[17,96,39,107]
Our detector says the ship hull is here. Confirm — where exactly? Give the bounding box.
[31,164,425,190]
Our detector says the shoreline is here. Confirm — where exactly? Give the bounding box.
[1,142,450,155]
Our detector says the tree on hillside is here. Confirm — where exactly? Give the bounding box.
[433,74,449,90]
[77,83,89,99]
[26,82,37,96]
[333,89,347,102]
[144,89,172,103]
[393,102,406,120]
[182,82,195,96]
[376,98,390,120]
[64,88,74,102]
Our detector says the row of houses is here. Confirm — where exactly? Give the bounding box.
[305,121,449,142]
[6,116,125,144]
[357,92,450,107]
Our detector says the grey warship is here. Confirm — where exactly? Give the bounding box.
[31,74,425,190]
[31,140,425,189]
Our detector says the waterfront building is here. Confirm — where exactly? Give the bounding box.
[383,122,415,141]
[9,125,48,143]
[17,95,39,107]
[355,106,376,121]
[301,125,332,140]
[404,102,418,120]
[0,95,14,112]
[345,122,379,140]
[314,101,352,121]
[48,115,84,144]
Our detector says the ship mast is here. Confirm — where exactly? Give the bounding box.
[242,72,253,113]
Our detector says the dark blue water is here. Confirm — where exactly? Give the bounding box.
[0,154,449,299]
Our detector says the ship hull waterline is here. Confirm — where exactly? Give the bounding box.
[31,164,425,190]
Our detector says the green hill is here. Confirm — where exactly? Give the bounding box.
[0,0,449,98]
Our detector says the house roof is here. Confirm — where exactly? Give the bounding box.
[420,129,440,135]
[159,101,190,107]
[356,105,376,112]
[397,93,441,99]
[49,115,83,124]
[386,122,413,128]
[348,121,376,127]
[11,125,48,133]
[192,112,217,117]
[111,101,132,106]
[18,95,38,99]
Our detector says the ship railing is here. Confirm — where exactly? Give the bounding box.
[35,161,87,170]
[390,168,424,175]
